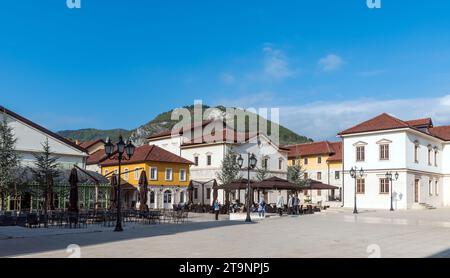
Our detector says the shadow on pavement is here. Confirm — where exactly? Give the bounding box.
[0,219,254,257]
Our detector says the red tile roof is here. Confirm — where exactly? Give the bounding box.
[100,145,193,166]
[78,139,105,151]
[147,119,216,140]
[327,142,342,162]
[86,149,109,165]
[429,126,450,141]
[405,118,433,128]
[181,129,258,146]
[339,113,411,135]
[287,141,336,158]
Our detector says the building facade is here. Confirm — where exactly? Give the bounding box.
[148,121,289,205]
[100,144,192,209]
[340,113,450,210]
[287,141,343,202]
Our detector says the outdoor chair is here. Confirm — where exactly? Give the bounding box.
[38,214,48,228]
[26,213,39,228]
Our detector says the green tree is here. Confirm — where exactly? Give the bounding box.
[216,149,242,207]
[287,159,307,187]
[30,139,60,226]
[0,112,20,211]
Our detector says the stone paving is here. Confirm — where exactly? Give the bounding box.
[2,209,450,258]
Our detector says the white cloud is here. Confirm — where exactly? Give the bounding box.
[279,95,450,140]
[262,44,294,79]
[318,54,344,72]
[219,73,236,85]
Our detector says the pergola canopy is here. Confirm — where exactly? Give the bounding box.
[216,177,338,191]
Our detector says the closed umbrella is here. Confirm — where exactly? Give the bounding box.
[188,180,194,204]
[212,179,218,202]
[138,170,149,211]
[68,168,79,213]
[109,174,118,210]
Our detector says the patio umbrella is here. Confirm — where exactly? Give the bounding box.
[138,170,149,211]
[109,174,118,209]
[68,168,79,213]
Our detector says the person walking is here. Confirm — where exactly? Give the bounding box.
[293,194,300,215]
[276,191,284,216]
[258,198,266,218]
[288,194,294,215]
[213,200,220,221]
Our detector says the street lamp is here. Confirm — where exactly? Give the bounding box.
[349,167,364,214]
[104,135,136,232]
[385,171,399,211]
[237,153,257,222]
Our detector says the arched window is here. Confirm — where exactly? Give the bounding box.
[150,191,155,204]
[164,190,172,204]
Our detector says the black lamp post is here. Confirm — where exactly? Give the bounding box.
[385,171,399,211]
[237,153,257,222]
[349,167,364,214]
[104,135,136,232]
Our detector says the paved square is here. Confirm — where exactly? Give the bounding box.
[1,209,450,258]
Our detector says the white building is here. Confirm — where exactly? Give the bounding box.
[340,113,450,210]
[1,106,88,169]
[147,120,289,205]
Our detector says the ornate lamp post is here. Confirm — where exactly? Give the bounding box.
[104,135,136,232]
[385,171,399,211]
[349,167,364,214]
[237,153,258,222]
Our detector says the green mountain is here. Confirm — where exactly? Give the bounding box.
[57,105,313,146]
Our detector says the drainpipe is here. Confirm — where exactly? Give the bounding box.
[341,138,345,207]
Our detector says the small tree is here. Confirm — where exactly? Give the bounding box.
[287,158,307,187]
[0,112,20,211]
[216,148,242,207]
[30,139,60,226]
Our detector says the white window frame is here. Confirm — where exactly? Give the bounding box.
[179,168,187,182]
[150,167,158,181]
[165,168,173,181]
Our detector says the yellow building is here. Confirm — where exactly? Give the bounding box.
[287,141,343,201]
[100,144,193,209]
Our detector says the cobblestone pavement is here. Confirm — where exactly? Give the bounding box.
[2,209,450,258]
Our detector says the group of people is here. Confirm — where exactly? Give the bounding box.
[212,192,302,220]
[276,192,301,216]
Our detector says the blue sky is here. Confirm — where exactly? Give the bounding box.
[2,0,450,140]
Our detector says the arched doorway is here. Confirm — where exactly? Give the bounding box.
[163,190,172,209]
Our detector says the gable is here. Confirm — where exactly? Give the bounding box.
[3,111,87,157]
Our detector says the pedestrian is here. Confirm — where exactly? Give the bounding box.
[293,194,300,215]
[258,198,266,218]
[213,200,220,221]
[288,194,294,215]
[276,191,284,216]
